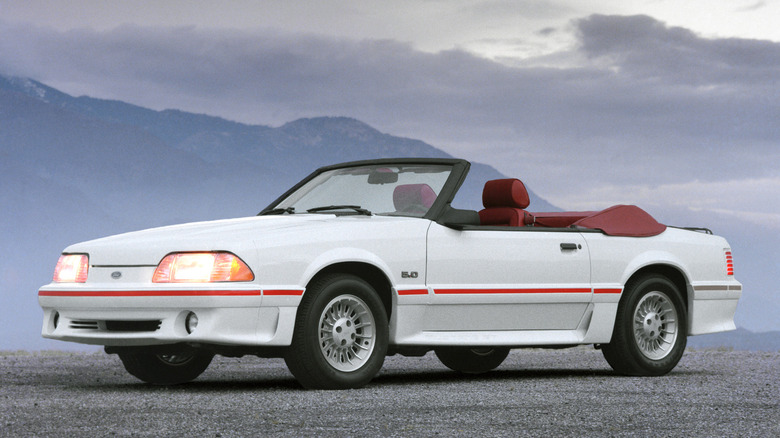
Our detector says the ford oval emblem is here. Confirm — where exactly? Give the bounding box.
[111,271,122,280]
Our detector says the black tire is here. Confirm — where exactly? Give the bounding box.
[435,347,510,374]
[118,348,214,385]
[285,274,388,389]
[602,274,687,376]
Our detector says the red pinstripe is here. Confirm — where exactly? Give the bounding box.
[434,287,591,295]
[38,289,263,297]
[397,289,428,296]
[263,289,305,296]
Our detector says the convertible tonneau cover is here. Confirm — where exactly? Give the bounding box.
[529,205,666,237]
[571,204,666,237]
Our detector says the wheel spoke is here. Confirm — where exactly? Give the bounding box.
[354,321,372,330]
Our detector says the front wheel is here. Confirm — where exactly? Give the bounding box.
[435,347,510,374]
[285,274,388,389]
[602,274,687,376]
[118,348,214,385]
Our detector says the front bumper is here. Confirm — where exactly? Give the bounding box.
[39,268,304,347]
[39,305,298,347]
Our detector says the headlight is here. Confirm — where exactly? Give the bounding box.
[152,252,254,283]
[53,254,89,283]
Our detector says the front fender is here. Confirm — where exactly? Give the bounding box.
[299,247,397,292]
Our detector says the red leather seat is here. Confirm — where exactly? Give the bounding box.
[478,179,532,226]
[393,184,436,214]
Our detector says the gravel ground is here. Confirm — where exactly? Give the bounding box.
[1,348,778,437]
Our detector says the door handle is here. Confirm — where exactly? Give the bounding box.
[560,243,581,251]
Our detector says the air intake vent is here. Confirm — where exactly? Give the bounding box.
[105,320,162,332]
[70,320,99,330]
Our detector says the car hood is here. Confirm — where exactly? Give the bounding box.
[64,215,353,266]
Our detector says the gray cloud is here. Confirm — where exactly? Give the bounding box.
[578,15,780,83]
[736,1,767,13]
[1,15,777,198]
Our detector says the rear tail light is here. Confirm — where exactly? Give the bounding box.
[53,254,89,283]
[725,250,734,276]
[153,252,254,283]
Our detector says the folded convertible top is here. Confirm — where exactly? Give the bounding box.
[572,204,667,237]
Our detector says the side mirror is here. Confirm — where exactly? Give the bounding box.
[439,206,481,229]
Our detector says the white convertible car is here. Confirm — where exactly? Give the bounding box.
[39,158,741,389]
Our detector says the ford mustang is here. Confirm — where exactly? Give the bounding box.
[38,158,741,388]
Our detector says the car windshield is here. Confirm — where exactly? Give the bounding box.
[272,164,454,217]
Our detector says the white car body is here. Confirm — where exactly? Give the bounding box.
[39,214,740,345]
[39,158,741,388]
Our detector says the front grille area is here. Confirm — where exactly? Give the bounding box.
[105,320,161,332]
[68,320,161,332]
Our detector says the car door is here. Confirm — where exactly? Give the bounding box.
[424,223,591,333]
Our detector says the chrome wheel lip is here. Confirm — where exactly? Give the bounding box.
[318,294,376,372]
[633,291,679,360]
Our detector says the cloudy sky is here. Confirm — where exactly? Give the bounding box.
[1,0,778,228]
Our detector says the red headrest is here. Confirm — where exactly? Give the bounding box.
[482,179,530,209]
[393,184,437,210]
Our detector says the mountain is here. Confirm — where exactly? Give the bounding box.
[1,75,560,350]
[0,76,558,214]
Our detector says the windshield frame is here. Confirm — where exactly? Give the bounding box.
[259,158,471,220]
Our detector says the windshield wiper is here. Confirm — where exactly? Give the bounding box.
[258,207,295,216]
[306,205,372,216]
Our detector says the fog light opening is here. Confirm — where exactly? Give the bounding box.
[53,311,60,329]
[185,312,199,334]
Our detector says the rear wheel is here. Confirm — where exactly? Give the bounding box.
[435,347,510,374]
[285,274,388,389]
[602,274,687,376]
[118,348,213,385]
